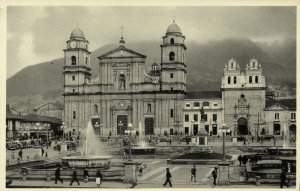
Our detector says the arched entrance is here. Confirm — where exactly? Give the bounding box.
[237,117,248,135]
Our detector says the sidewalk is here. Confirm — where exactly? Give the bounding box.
[8,179,133,188]
[8,179,295,189]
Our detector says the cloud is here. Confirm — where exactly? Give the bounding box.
[7,6,296,78]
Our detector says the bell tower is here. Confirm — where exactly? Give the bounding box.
[160,20,187,92]
[63,27,91,94]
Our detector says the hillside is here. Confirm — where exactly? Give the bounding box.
[7,38,296,112]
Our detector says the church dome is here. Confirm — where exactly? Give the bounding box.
[166,21,182,34]
[70,28,85,39]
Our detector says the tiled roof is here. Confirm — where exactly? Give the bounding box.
[185,91,222,99]
[265,98,296,110]
[21,114,62,123]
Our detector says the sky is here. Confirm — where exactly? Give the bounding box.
[7,6,296,78]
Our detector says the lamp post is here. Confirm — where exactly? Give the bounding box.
[45,123,50,144]
[118,121,123,136]
[219,123,230,162]
[127,123,134,161]
[174,121,182,143]
[61,122,66,141]
[36,123,40,140]
[233,118,237,136]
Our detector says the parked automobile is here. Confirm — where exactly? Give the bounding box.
[6,142,19,150]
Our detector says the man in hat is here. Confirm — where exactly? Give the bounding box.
[191,165,196,182]
[163,168,172,187]
[54,167,63,184]
[69,168,80,186]
[211,167,218,186]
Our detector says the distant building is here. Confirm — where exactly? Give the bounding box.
[61,22,296,139]
[6,104,62,140]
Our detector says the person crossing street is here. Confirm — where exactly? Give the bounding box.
[163,168,173,187]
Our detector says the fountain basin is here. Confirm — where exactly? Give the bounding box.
[125,147,156,155]
[60,155,112,168]
[266,147,296,156]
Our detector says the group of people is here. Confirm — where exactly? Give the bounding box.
[55,167,104,187]
[163,166,218,187]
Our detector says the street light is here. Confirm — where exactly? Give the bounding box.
[233,118,237,136]
[127,123,134,161]
[35,123,40,140]
[118,121,123,135]
[219,123,230,162]
[174,121,182,143]
[61,122,66,141]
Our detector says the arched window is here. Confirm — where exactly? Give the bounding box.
[231,62,233,68]
[249,76,252,83]
[170,38,174,44]
[85,57,88,65]
[233,76,237,84]
[118,74,126,90]
[94,104,98,115]
[147,104,152,113]
[255,76,258,83]
[71,56,76,65]
[170,73,174,78]
[228,76,231,84]
[169,52,175,61]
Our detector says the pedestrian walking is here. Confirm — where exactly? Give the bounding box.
[211,167,218,186]
[45,152,48,158]
[41,147,44,157]
[69,168,80,186]
[163,168,172,187]
[280,169,288,188]
[139,164,143,176]
[243,137,247,146]
[18,149,23,161]
[191,165,196,182]
[169,138,172,146]
[54,167,63,184]
[238,155,242,166]
[83,168,89,183]
[251,135,254,143]
[95,169,103,187]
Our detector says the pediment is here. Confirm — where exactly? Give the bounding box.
[265,104,287,111]
[98,46,146,59]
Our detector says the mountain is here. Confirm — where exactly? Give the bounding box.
[7,38,296,112]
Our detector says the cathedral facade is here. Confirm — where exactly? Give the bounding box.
[63,22,296,139]
[63,22,186,137]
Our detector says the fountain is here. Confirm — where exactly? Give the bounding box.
[60,121,112,168]
[124,122,156,155]
[266,124,296,156]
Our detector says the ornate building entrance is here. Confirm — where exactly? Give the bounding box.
[145,118,154,135]
[237,117,248,135]
[117,115,127,135]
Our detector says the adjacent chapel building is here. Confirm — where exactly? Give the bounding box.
[63,21,296,139]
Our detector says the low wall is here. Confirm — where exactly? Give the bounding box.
[166,159,233,165]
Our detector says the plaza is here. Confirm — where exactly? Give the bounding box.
[6,134,296,188]
[6,6,297,190]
